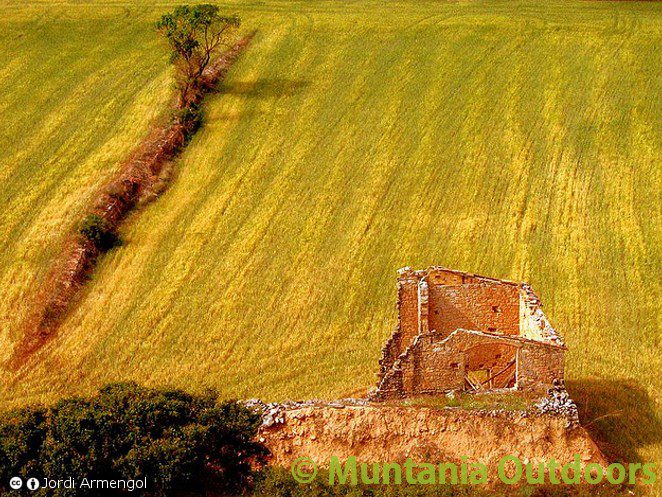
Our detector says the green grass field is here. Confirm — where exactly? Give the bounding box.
[0,0,660,477]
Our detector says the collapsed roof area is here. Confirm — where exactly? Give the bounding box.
[372,267,566,400]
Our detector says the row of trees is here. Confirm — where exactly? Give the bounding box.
[78,5,240,252]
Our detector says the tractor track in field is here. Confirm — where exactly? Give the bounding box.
[6,33,254,371]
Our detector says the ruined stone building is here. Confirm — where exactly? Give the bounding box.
[373,267,566,400]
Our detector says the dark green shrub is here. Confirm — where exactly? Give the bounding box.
[79,214,120,251]
[173,102,203,137]
[0,407,47,486]
[0,383,267,496]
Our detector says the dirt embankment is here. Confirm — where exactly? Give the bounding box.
[257,401,608,473]
[8,34,253,370]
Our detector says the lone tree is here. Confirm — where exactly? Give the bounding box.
[157,5,240,108]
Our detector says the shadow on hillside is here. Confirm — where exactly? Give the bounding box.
[219,78,310,99]
[567,379,661,464]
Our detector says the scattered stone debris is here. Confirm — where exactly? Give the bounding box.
[243,398,368,427]
[534,384,580,427]
[246,390,583,429]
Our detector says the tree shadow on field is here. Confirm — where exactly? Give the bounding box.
[219,78,310,100]
[567,379,661,464]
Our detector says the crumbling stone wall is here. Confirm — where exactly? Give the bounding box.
[519,284,565,345]
[374,267,566,400]
[428,283,520,338]
[375,329,564,399]
[378,274,420,379]
[517,340,565,390]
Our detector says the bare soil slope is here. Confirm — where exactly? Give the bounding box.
[259,402,607,474]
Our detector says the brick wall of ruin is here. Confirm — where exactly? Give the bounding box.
[376,331,465,399]
[379,269,521,381]
[428,283,520,339]
[465,341,517,389]
[401,333,466,395]
[377,277,419,382]
[517,341,565,390]
[374,267,566,400]
[398,277,421,352]
[519,284,565,346]
[376,330,565,399]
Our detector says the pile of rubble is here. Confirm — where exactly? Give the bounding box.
[245,384,581,431]
[533,385,580,427]
[244,398,368,428]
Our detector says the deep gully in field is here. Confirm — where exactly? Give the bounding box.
[7,34,254,370]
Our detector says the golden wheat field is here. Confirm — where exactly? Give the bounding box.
[0,0,660,476]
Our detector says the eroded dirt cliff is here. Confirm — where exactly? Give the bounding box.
[254,400,607,474]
